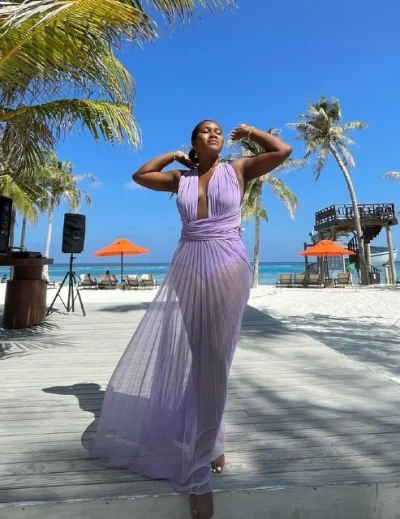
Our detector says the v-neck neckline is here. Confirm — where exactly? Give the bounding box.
[195,162,220,221]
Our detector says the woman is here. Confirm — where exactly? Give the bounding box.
[93,121,292,519]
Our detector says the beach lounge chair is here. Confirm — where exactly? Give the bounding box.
[334,272,353,288]
[307,273,323,287]
[126,274,141,290]
[293,273,306,287]
[275,274,293,287]
[98,275,115,289]
[79,274,97,289]
[140,274,158,289]
[396,277,400,287]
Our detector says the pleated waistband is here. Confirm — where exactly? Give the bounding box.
[180,227,241,242]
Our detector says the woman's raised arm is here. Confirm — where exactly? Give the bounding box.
[231,125,293,182]
[132,151,195,193]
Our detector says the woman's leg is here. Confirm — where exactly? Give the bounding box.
[177,260,250,517]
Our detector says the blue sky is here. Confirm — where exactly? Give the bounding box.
[21,0,400,263]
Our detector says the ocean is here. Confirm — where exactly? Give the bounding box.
[37,261,400,285]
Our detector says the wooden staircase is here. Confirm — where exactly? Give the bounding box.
[348,234,382,283]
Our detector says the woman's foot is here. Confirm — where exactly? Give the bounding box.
[211,454,225,474]
[189,492,214,519]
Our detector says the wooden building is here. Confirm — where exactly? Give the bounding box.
[314,203,398,284]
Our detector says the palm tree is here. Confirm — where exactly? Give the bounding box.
[0,1,235,174]
[19,182,52,250]
[36,153,96,279]
[226,129,301,288]
[288,96,369,285]
[0,165,47,248]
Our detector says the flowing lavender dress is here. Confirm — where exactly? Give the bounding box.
[93,163,251,494]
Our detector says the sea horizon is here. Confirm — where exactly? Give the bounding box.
[30,260,400,286]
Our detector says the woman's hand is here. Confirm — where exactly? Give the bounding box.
[173,151,196,169]
[230,124,254,141]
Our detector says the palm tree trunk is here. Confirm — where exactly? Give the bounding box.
[329,143,369,285]
[9,208,16,249]
[20,217,27,250]
[42,201,55,281]
[8,208,17,278]
[251,181,262,289]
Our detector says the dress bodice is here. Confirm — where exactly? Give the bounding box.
[177,163,242,242]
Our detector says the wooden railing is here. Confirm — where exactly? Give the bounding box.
[315,203,396,228]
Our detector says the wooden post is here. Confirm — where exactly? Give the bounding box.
[303,242,308,278]
[365,243,372,269]
[386,226,397,285]
[317,232,323,280]
[383,264,390,284]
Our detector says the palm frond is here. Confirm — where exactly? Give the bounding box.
[243,179,260,208]
[265,176,299,220]
[273,157,307,174]
[72,173,97,184]
[0,173,39,221]
[342,121,368,132]
[383,171,400,181]
[242,203,268,222]
[0,0,152,102]
[0,0,235,103]
[148,0,237,22]
[314,146,330,179]
[287,122,320,141]
[227,138,261,157]
[1,98,139,147]
[338,134,357,147]
[336,142,356,168]
[222,152,241,163]
[0,111,54,172]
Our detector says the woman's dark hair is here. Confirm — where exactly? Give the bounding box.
[189,119,220,165]
[188,147,199,164]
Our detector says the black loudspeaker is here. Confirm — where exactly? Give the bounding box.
[0,196,12,256]
[62,213,86,254]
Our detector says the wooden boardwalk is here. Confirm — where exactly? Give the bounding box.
[1,299,400,518]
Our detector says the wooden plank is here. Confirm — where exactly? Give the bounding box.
[4,397,400,416]
[2,454,400,491]
[2,468,400,505]
[0,422,257,438]
[4,428,400,457]
[4,443,400,477]
[3,410,400,429]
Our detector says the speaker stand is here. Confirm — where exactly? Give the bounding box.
[46,253,86,316]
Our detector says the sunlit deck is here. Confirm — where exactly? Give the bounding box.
[1,300,400,518]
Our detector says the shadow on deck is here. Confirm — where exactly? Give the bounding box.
[1,304,400,518]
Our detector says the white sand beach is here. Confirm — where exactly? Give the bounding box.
[249,285,400,384]
[1,282,398,325]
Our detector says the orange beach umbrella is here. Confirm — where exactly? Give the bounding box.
[300,240,356,257]
[94,238,149,283]
[300,240,356,282]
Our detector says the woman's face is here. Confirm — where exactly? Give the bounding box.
[193,121,224,156]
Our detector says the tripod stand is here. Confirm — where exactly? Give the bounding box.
[46,252,86,316]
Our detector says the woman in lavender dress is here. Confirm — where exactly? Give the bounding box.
[93,121,292,519]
